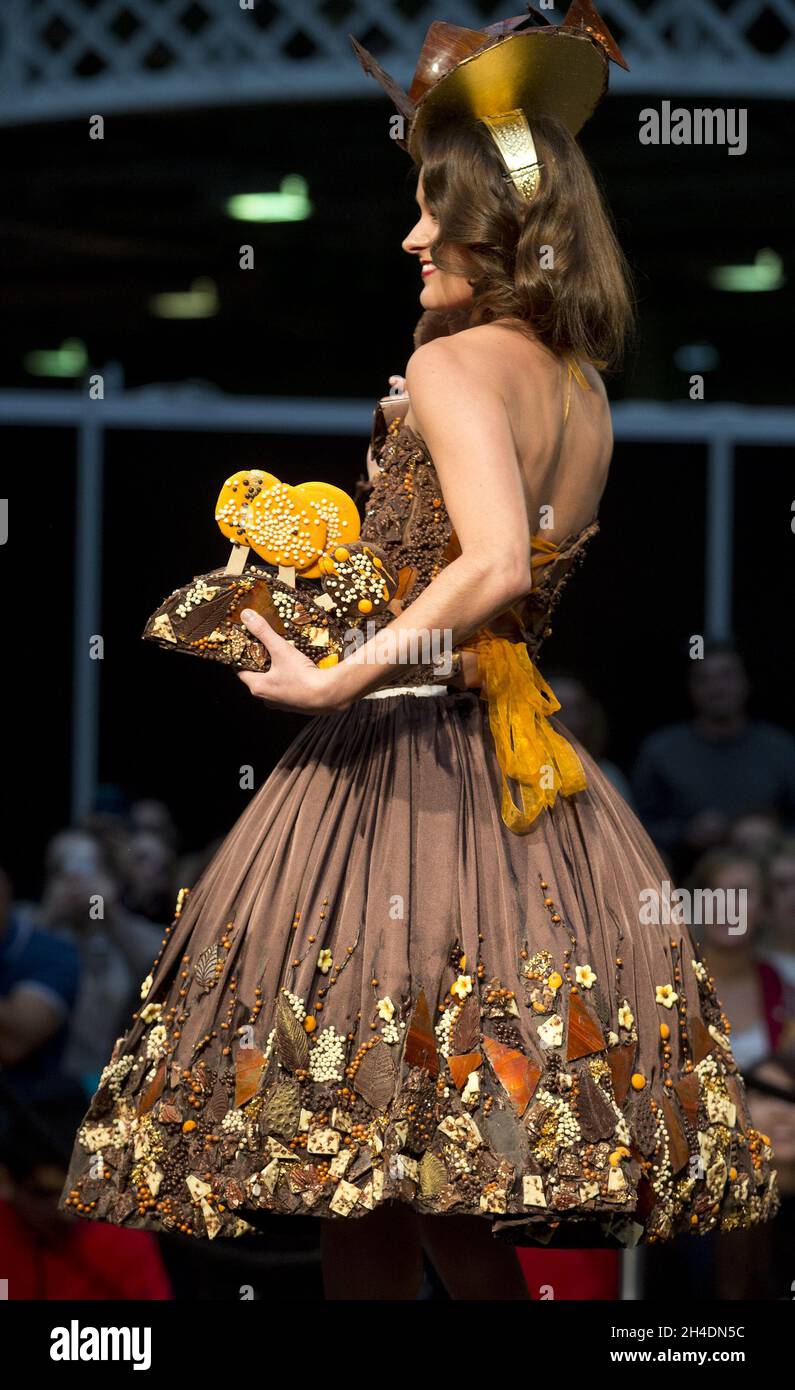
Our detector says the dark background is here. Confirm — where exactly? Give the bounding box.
[2,89,793,894]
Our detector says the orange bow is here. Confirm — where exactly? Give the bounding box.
[469,631,588,833]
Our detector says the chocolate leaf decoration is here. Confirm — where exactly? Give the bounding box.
[275,995,310,1073]
[158,1102,183,1126]
[452,993,480,1053]
[419,1151,448,1198]
[687,1015,716,1065]
[674,1071,701,1127]
[194,944,219,993]
[662,1097,690,1173]
[591,982,611,1030]
[633,1088,658,1156]
[355,1039,398,1110]
[577,1075,618,1141]
[261,1077,302,1140]
[207,1082,230,1125]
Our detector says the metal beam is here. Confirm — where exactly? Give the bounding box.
[0,0,793,126]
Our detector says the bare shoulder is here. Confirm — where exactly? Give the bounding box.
[405,327,505,404]
[406,322,543,391]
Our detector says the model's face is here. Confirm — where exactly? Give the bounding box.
[402,172,474,312]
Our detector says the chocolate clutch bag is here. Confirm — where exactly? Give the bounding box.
[142,468,397,673]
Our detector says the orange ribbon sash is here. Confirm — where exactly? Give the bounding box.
[470,632,588,834]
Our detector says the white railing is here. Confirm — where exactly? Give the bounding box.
[1,1,794,125]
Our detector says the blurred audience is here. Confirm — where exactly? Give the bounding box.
[633,645,795,876]
[688,847,788,1070]
[14,830,163,1093]
[0,866,80,1095]
[0,1074,172,1299]
[727,810,783,859]
[122,827,178,925]
[546,670,634,805]
[760,837,795,992]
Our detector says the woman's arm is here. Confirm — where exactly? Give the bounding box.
[240,335,534,712]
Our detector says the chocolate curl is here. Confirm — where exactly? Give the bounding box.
[561,0,630,71]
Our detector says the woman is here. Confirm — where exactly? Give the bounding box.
[59,7,777,1300]
[688,848,787,1070]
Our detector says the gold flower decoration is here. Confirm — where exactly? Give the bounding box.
[618,1001,634,1030]
[655,984,678,1009]
[451,974,473,1001]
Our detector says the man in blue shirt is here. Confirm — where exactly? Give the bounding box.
[0,867,80,1093]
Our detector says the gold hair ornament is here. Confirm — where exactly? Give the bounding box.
[479,108,542,202]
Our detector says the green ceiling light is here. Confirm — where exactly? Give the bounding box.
[708,249,785,293]
[149,277,219,319]
[24,337,88,378]
[225,176,312,223]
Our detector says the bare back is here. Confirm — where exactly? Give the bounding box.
[405,321,612,544]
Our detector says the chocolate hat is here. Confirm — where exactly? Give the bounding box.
[351,2,628,164]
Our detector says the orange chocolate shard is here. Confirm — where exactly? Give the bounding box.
[404,988,439,1077]
[606,1041,636,1105]
[565,990,606,1061]
[483,1036,541,1115]
[395,565,418,602]
[228,577,286,635]
[448,1051,483,1091]
[138,1059,166,1116]
[234,1046,266,1108]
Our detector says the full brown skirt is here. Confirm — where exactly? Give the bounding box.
[60,690,778,1245]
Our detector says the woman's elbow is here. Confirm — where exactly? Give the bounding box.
[466,551,532,608]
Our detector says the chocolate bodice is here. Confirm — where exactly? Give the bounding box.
[358,396,598,687]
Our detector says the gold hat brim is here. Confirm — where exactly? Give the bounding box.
[408,29,607,161]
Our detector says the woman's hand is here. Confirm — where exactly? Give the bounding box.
[237,609,348,715]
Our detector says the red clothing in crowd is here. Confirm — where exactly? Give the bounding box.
[518,1247,620,1300]
[0,1200,173,1299]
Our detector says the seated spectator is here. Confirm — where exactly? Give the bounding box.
[0,1075,172,1299]
[0,867,80,1095]
[727,811,783,859]
[632,643,795,875]
[689,848,788,1070]
[543,670,634,805]
[121,828,178,926]
[15,830,163,1094]
[760,837,795,993]
[128,799,179,851]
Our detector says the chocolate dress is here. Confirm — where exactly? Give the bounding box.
[60,385,779,1248]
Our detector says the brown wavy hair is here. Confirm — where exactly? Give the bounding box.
[413,112,636,372]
